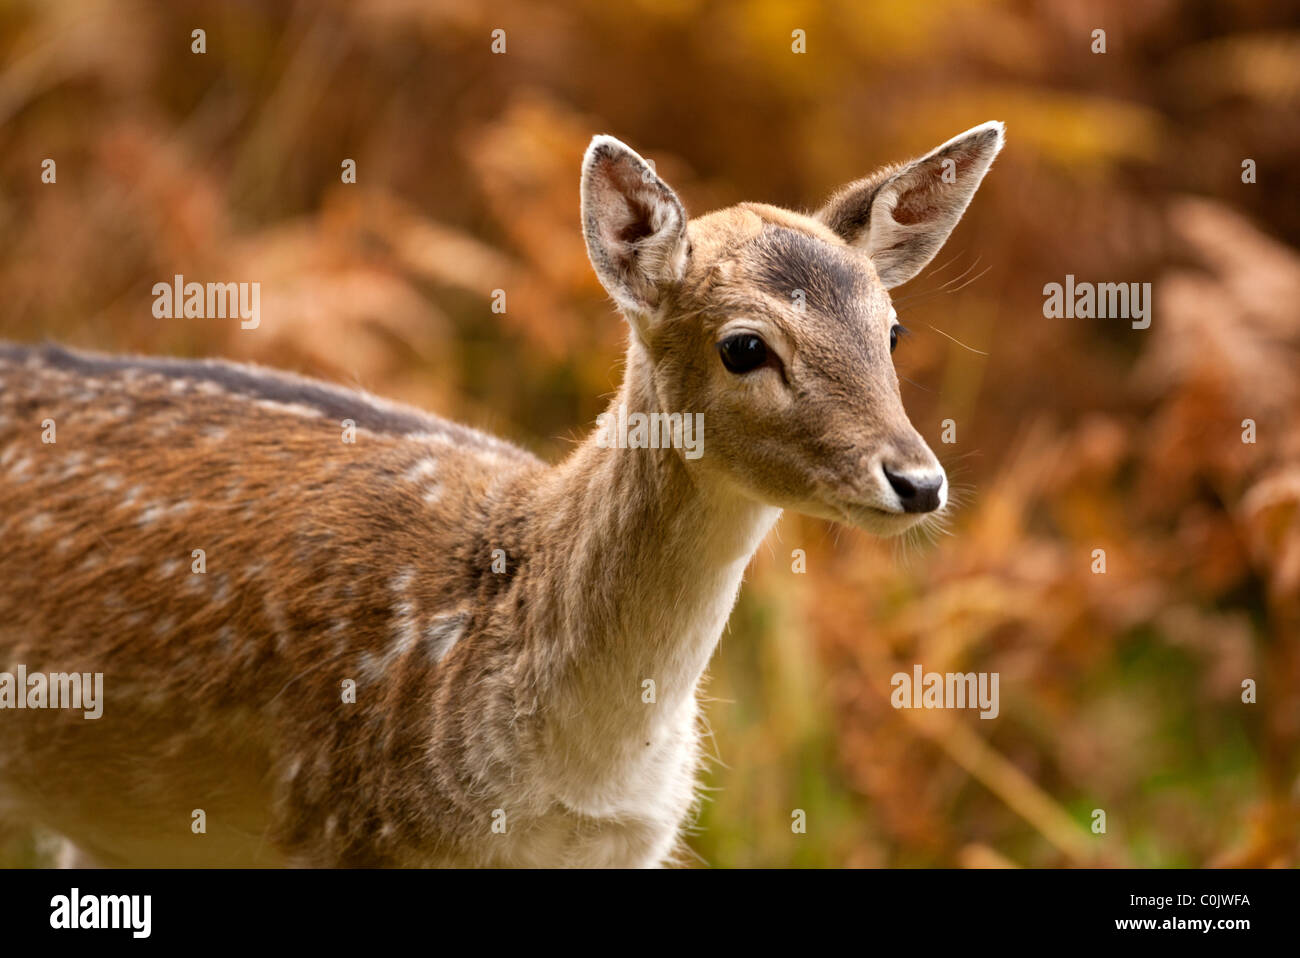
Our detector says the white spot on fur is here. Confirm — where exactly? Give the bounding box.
[60,450,87,476]
[425,613,467,663]
[216,625,236,651]
[25,513,52,533]
[402,459,442,503]
[254,399,326,419]
[403,458,438,483]
[359,594,421,683]
[391,606,420,656]
[264,596,292,652]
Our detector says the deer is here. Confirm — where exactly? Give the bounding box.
[0,122,1003,867]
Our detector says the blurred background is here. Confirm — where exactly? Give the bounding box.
[2,0,1299,867]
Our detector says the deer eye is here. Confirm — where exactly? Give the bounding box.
[718,333,768,374]
[890,324,908,354]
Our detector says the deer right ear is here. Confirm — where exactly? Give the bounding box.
[816,121,1004,289]
[581,135,689,321]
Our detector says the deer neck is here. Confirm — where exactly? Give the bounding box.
[518,345,779,797]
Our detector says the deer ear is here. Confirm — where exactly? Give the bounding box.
[816,121,1004,288]
[581,135,689,319]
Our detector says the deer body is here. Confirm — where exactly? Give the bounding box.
[0,123,1002,866]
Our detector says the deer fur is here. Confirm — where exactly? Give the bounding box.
[0,122,1003,867]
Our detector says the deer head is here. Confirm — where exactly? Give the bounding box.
[581,122,1004,535]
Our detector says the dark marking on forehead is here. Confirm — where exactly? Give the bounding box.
[0,341,533,458]
[751,226,869,320]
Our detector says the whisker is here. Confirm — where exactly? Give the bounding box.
[891,254,968,304]
[919,249,967,281]
[938,262,992,295]
[937,254,982,291]
[925,323,989,356]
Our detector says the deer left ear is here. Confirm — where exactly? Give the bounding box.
[816,121,1004,289]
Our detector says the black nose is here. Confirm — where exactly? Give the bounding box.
[882,466,944,514]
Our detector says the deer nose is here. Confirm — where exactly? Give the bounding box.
[881,465,946,514]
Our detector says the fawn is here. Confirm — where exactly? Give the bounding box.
[0,122,1003,867]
